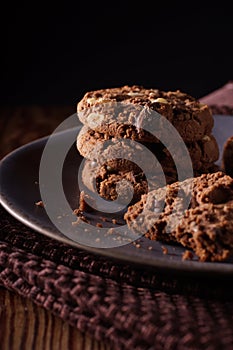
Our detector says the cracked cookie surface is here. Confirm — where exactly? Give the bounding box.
[77,85,214,143]
[124,172,233,261]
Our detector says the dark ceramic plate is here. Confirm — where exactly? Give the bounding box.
[1,115,233,278]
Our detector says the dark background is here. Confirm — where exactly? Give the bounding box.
[2,1,233,106]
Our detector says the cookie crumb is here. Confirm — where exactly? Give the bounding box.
[182,250,194,261]
[135,243,141,248]
[79,191,94,212]
[107,228,114,235]
[112,218,117,224]
[73,208,82,215]
[35,200,44,208]
[148,246,153,251]
[73,209,89,224]
[96,223,103,228]
[161,246,168,255]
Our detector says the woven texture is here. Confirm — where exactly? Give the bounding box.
[1,206,233,350]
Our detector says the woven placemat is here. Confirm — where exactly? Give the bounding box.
[1,205,233,350]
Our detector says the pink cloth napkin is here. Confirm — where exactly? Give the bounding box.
[200,81,233,115]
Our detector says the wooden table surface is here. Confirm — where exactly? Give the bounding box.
[0,106,110,350]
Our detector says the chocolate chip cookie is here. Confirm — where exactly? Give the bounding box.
[124,171,233,261]
[176,201,233,262]
[77,85,214,143]
[80,159,173,204]
[76,125,219,172]
[76,125,159,173]
[222,136,233,177]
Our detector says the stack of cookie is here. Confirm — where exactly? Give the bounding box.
[76,85,219,204]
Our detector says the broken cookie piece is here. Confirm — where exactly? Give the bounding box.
[124,171,233,262]
[177,201,233,262]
